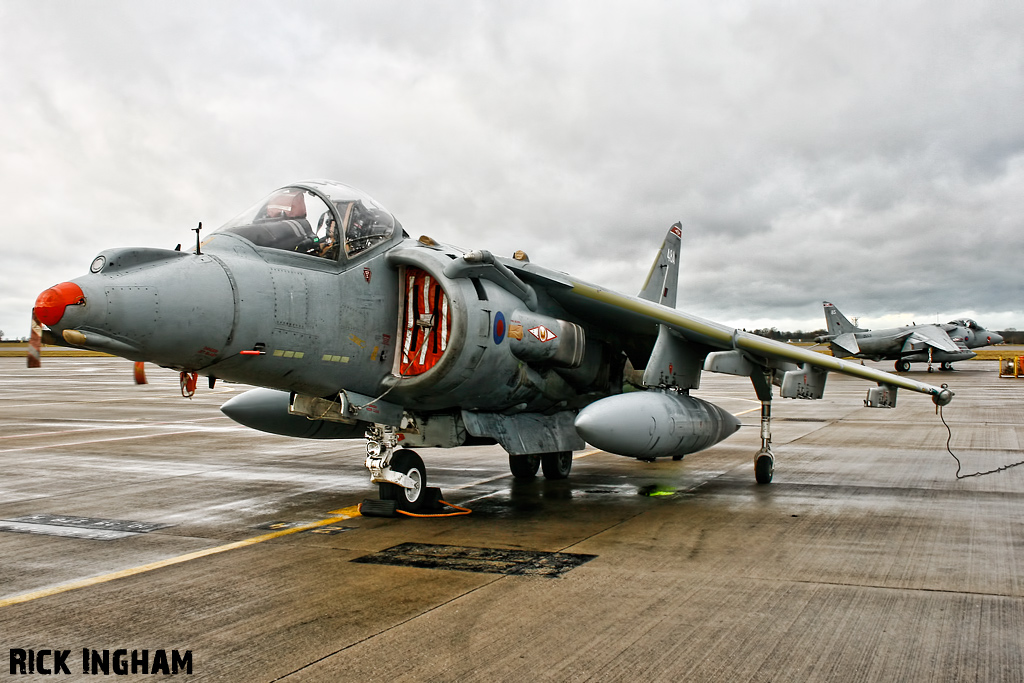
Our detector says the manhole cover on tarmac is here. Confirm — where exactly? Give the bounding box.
[352,542,596,577]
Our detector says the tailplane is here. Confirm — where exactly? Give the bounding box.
[638,223,682,308]
[823,301,866,336]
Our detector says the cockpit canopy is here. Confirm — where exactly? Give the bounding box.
[216,180,399,260]
[948,318,981,330]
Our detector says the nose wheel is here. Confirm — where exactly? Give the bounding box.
[379,450,428,511]
[364,425,433,513]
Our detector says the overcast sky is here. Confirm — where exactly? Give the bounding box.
[2,1,1022,341]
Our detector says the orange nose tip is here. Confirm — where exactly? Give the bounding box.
[33,282,86,326]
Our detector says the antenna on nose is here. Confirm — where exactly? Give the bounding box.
[192,222,202,255]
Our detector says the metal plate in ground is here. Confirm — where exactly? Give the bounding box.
[352,542,596,577]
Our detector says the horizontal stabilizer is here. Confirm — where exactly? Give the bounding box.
[831,333,860,356]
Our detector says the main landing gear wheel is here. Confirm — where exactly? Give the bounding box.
[940,362,953,371]
[895,359,911,373]
[379,449,427,512]
[541,451,573,479]
[509,453,541,480]
[754,452,774,484]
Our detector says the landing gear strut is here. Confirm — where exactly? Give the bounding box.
[754,399,774,484]
[749,369,775,484]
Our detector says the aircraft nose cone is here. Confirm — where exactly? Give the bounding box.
[33,282,86,326]
[990,333,1003,345]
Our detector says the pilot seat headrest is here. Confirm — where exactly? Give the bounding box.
[265,191,306,219]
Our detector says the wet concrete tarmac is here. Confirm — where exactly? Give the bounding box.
[1,357,1022,681]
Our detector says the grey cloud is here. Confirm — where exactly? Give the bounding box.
[1,1,1022,338]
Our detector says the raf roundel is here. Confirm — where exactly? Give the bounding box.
[493,311,506,345]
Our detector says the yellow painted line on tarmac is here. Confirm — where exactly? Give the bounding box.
[3,406,760,608]
[0,505,362,609]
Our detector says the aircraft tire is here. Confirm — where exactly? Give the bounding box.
[895,359,911,373]
[379,449,427,512]
[940,362,953,371]
[509,453,541,480]
[541,451,573,479]
[754,453,774,484]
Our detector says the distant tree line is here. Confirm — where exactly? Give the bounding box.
[998,330,1024,344]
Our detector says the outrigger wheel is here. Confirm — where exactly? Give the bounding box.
[379,449,427,512]
[754,451,775,484]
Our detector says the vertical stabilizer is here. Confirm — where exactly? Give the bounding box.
[638,222,682,308]
[823,301,866,336]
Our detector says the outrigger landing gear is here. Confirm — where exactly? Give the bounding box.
[363,424,438,514]
[754,399,775,484]
[749,370,775,484]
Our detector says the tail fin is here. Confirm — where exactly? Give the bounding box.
[638,222,682,308]
[823,301,866,335]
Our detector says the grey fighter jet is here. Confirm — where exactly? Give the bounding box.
[31,181,954,512]
[816,302,1003,373]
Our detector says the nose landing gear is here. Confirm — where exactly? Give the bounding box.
[364,425,437,515]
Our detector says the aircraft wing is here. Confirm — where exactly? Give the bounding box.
[504,261,952,405]
[901,325,961,354]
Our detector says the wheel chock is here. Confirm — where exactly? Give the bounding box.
[423,487,445,510]
[360,487,449,518]
[360,498,398,518]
